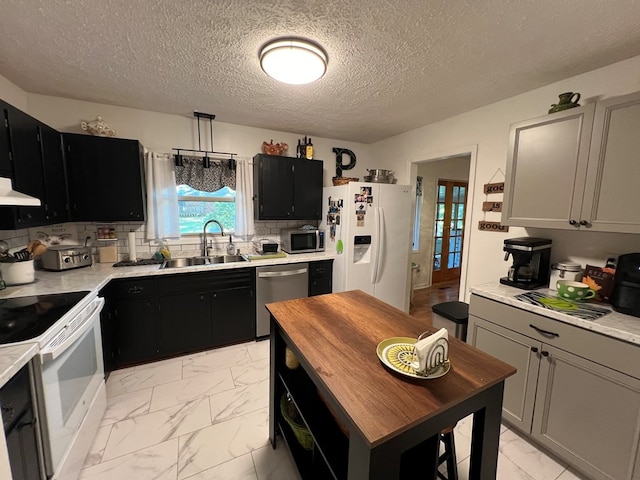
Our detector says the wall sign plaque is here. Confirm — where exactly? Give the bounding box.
[482,201,503,212]
[483,182,505,194]
[478,221,509,232]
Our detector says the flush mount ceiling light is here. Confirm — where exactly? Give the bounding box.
[259,38,327,85]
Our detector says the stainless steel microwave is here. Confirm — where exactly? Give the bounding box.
[280,228,325,254]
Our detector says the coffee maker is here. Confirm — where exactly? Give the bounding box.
[500,237,552,290]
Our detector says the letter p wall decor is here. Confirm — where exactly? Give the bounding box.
[333,148,357,176]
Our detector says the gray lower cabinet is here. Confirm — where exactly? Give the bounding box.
[469,294,640,480]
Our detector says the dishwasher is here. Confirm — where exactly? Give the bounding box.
[256,263,309,338]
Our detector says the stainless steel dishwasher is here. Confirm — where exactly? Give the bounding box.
[256,263,309,338]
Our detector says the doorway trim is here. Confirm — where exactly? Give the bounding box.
[407,145,478,301]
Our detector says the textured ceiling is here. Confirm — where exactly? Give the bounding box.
[1,0,640,144]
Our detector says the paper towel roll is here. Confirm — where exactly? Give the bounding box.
[128,231,137,261]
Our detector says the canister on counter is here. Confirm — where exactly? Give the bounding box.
[549,261,583,290]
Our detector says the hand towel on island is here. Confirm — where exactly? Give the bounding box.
[413,328,449,374]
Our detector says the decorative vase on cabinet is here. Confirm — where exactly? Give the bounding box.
[548,92,581,113]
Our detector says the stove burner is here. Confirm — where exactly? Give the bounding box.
[0,291,90,345]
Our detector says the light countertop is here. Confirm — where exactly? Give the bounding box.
[0,251,335,374]
[469,282,640,346]
[0,343,39,389]
[0,251,335,300]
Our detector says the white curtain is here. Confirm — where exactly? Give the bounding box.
[234,157,254,239]
[145,151,180,240]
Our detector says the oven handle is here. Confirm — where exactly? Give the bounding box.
[39,297,105,364]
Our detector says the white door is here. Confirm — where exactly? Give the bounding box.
[372,184,413,311]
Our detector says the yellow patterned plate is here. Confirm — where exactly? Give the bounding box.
[376,337,451,380]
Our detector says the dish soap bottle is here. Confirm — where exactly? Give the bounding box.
[226,236,235,255]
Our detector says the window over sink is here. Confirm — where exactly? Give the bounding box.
[177,184,235,235]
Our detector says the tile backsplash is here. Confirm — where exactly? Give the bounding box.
[0,220,308,264]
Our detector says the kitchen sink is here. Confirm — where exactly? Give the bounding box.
[160,255,248,269]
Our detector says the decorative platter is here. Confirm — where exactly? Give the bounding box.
[376,337,451,380]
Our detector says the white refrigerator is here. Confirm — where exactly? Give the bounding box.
[321,182,413,312]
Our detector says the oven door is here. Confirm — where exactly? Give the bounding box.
[34,297,105,478]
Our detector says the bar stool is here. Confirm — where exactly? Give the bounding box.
[432,301,469,480]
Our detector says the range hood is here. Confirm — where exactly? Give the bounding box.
[0,177,41,206]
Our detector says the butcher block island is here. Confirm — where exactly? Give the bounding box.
[266,290,516,480]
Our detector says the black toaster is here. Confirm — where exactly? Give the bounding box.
[610,253,640,318]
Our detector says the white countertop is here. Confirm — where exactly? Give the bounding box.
[0,343,39,389]
[469,282,640,346]
[0,251,335,375]
[0,251,335,300]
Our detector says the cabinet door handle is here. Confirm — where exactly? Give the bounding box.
[530,347,539,353]
[529,324,559,338]
[569,220,578,226]
[541,350,550,357]
[127,286,144,295]
[579,220,591,227]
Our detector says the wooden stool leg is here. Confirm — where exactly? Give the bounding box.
[437,431,458,480]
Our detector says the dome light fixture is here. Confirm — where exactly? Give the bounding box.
[259,38,327,85]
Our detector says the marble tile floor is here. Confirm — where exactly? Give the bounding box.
[79,340,590,480]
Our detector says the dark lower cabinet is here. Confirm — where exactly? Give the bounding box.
[113,296,159,366]
[105,277,160,369]
[212,285,255,347]
[309,260,333,296]
[1,364,42,480]
[104,268,256,370]
[158,291,212,355]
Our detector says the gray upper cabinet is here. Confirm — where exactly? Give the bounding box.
[502,104,595,229]
[581,91,640,233]
[502,90,640,234]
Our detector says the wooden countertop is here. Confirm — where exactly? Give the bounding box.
[266,289,516,448]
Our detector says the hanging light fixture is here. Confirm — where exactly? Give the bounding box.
[259,38,327,85]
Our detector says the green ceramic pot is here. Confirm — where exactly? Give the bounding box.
[549,92,581,114]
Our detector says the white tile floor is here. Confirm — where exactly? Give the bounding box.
[79,340,590,480]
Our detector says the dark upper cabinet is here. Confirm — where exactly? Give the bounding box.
[39,123,69,223]
[62,133,146,222]
[0,100,68,229]
[0,101,11,176]
[0,104,48,228]
[253,154,323,220]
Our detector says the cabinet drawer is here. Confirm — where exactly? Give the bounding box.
[110,277,157,299]
[157,268,255,295]
[470,294,640,379]
[309,260,333,279]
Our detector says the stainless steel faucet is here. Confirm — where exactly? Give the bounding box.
[202,219,225,256]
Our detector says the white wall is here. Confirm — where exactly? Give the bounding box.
[26,94,373,188]
[373,55,640,299]
[413,156,470,288]
[0,75,28,111]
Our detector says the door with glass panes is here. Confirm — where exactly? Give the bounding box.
[432,180,467,284]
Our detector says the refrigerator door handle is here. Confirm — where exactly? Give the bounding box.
[371,207,384,284]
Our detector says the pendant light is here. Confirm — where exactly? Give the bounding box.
[259,38,327,85]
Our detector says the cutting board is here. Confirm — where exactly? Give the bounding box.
[246,252,288,261]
